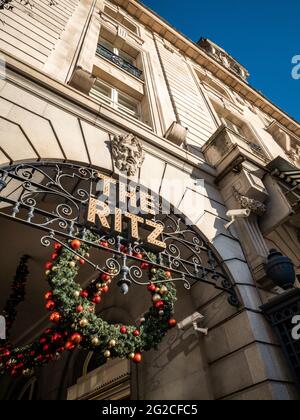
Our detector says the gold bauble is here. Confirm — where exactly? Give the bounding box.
[151,268,157,275]
[75,256,80,261]
[104,350,111,359]
[85,253,90,258]
[152,294,161,303]
[45,270,51,276]
[69,261,76,268]
[108,339,116,348]
[22,369,33,377]
[128,353,135,360]
[74,291,80,298]
[160,285,168,295]
[92,337,100,346]
[96,283,102,290]
[79,318,88,327]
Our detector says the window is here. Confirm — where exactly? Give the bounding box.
[90,80,141,120]
[104,4,138,34]
[221,116,246,137]
[96,38,142,79]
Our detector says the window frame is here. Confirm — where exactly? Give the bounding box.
[90,79,142,121]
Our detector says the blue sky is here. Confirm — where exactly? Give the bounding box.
[142,0,300,122]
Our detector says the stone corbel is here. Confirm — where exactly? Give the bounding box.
[232,187,267,217]
[218,162,273,288]
[164,122,188,147]
[231,185,271,288]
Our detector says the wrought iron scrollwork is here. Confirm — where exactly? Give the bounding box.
[0,162,239,307]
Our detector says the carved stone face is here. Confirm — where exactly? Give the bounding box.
[112,134,145,176]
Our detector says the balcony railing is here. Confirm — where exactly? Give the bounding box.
[96,44,143,80]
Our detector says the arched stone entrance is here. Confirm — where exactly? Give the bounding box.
[0,160,241,400]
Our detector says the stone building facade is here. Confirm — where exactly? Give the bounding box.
[0,0,300,400]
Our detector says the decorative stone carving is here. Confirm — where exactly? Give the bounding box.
[233,187,267,216]
[198,38,249,81]
[287,146,300,164]
[267,122,300,165]
[112,133,145,176]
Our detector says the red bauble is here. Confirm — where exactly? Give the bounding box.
[101,274,111,283]
[54,243,62,251]
[45,300,55,311]
[141,262,150,270]
[133,330,140,337]
[2,350,10,358]
[36,355,44,362]
[44,328,52,335]
[168,319,177,328]
[80,290,89,299]
[155,300,164,310]
[120,245,127,252]
[43,344,50,352]
[16,362,24,370]
[120,326,127,334]
[147,283,156,292]
[100,241,109,248]
[165,271,172,279]
[39,337,47,345]
[133,353,142,363]
[65,341,75,351]
[134,253,143,260]
[51,253,58,260]
[101,285,109,294]
[79,259,85,265]
[44,291,53,301]
[76,305,84,313]
[44,262,53,270]
[70,333,82,344]
[50,312,61,323]
[51,333,62,343]
[71,239,81,250]
[93,295,102,304]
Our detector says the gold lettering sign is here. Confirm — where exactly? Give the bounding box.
[140,191,157,215]
[146,219,166,249]
[87,197,166,249]
[88,173,166,249]
[87,197,110,229]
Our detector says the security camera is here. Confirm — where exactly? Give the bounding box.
[224,208,251,230]
[178,312,208,335]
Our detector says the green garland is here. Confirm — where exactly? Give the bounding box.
[0,232,177,375]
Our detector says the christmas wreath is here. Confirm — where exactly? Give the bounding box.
[0,232,177,377]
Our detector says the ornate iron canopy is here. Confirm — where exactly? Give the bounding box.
[0,162,239,307]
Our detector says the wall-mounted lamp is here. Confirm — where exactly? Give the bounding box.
[266,249,296,290]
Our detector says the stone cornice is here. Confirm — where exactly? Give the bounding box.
[114,0,300,138]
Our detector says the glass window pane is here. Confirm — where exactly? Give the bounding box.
[90,82,112,105]
[118,93,139,118]
[98,38,114,53]
[119,50,134,65]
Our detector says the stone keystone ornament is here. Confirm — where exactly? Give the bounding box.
[112,133,145,176]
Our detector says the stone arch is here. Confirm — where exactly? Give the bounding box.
[0,159,248,400]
